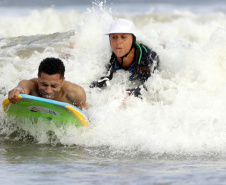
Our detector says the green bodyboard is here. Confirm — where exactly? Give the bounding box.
[2,94,89,127]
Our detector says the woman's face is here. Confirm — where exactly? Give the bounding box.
[110,33,133,58]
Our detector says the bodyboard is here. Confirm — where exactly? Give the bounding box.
[2,94,89,127]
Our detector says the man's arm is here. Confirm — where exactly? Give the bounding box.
[8,79,36,104]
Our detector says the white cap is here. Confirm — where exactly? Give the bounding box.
[105,19,136,36]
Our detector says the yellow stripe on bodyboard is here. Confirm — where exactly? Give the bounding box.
[66,105,89,127]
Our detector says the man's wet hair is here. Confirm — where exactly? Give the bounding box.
[38,57,65,78]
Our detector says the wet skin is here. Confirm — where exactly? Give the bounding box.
[37,73,65,100]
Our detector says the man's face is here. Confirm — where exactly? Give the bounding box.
[38,72,65,99]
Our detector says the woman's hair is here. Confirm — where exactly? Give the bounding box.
[133,43,140,74]
[38,57,65,78]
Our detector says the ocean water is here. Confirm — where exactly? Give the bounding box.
[1,0,226,184]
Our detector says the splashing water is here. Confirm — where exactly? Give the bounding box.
[1,1,226,158]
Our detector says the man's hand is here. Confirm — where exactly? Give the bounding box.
[8,87,25,104]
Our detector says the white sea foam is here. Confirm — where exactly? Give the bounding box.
[1,2,226,156]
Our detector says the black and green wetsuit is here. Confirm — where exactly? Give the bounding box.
[90,42,159,97]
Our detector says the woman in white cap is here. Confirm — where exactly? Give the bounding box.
[90,18,159,97]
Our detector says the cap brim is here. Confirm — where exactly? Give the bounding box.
[105,32,135,35]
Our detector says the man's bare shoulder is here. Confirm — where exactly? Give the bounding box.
[29,78,38,84]
[18,78,38,91]
[25,78,40,95]
[64,81,84,92]
[63,81,87,109]
[20,78,37,84]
